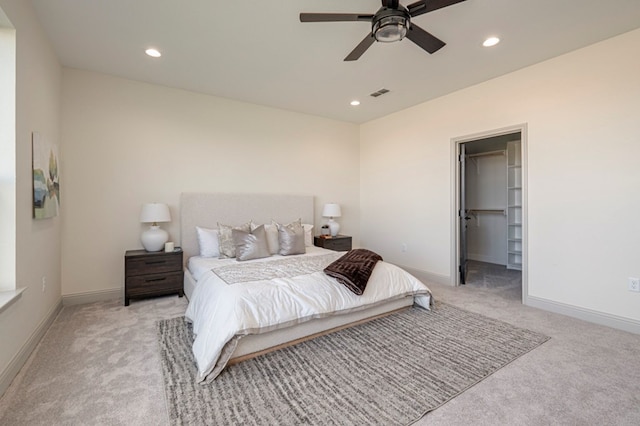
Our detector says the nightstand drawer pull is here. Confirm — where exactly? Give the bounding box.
[145,277,167,282]
[145,260,167,265]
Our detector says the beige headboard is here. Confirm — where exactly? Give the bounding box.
[180,192,314,262]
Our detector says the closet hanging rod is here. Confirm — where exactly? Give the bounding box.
[466,150,505,159]
[467,209,506,215]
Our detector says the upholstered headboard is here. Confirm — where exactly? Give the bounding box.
[180,193,314,262]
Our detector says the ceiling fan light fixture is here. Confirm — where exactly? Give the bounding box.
[373,15,408,43]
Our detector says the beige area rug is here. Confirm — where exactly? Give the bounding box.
[157,302,549,425]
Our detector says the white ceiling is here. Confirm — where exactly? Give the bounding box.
[31,0,640,123]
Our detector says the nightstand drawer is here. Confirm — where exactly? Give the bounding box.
[314,235,352,251]
[125,255,182,276]
[126,271,183,296]
[327,238,352,251]
[124,249,184,306]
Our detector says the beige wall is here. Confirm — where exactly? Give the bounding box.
[360,29,640,322]
[60,69,360,297]
[0,0,62,390]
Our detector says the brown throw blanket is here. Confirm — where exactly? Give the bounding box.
[324,249,383,295]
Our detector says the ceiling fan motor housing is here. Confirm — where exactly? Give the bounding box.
[299,0,465,60]
[372,7,411,42]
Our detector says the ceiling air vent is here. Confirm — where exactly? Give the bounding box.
[370,88,390,98]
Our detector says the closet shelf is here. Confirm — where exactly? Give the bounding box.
[507,140,523,271]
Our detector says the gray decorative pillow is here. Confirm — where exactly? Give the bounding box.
[276,220,305,256]
[233,224,271,261]
[218,222,251,258]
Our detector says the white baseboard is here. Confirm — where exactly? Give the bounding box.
[0,298,63,398]
[392,264,640,335]
[526,295,640,335]
[62,287,121,306]
[395,264,451,286]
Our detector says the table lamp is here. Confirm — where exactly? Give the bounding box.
[322,203,342,237]
[139,203,171,252]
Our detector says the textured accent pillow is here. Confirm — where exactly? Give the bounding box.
[218,222,251,258]
[233,224,271,261]
[276,221,306,256]
[195,226,220,258]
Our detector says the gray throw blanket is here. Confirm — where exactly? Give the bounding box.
[324,249,383,295]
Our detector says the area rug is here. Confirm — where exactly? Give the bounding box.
[157,302,549,425]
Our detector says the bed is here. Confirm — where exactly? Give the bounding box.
[180,193,432,382]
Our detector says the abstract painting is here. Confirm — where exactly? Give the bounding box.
[32,131,60,219]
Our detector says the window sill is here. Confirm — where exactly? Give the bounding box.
[0,287,26,315]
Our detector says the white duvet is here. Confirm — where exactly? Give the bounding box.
[184,248,432,382]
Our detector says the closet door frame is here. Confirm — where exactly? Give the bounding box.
[450,123,529,304]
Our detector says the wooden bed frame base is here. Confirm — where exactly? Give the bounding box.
[227,306,409,366]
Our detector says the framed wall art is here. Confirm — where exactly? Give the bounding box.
[32,131,60,219]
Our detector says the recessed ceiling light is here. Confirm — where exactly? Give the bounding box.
[145,48,162,58]
[482,37,500,47]
[350,100,360,106]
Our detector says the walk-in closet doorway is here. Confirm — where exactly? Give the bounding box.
[451,125,527,303]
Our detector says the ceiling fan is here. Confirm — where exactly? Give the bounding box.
[300,0,467,61]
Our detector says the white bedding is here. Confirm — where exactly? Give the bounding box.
[184,248,432,382]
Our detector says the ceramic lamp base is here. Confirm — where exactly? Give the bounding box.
[141,225,168,252]
[327,219,340,237]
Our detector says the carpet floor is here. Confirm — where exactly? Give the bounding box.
[158,303,549,425]
[2,281,640,425]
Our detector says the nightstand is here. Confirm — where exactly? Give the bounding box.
[124,249,184,306]
[314,235,352,252]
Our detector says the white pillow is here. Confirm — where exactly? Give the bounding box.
[302,224,314,247]
[264,223,280,254]
[196,226,220,258]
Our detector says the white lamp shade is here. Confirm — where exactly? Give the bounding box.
[140,203,171,223]
[322,203,342,218]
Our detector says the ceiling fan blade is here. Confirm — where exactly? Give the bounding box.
[407,0,466,18]
[405,24,446,54]
[300,13,373,22]
[344,33,375,61]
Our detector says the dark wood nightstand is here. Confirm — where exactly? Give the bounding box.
[124,249,184,306]
[314,235,352,252]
